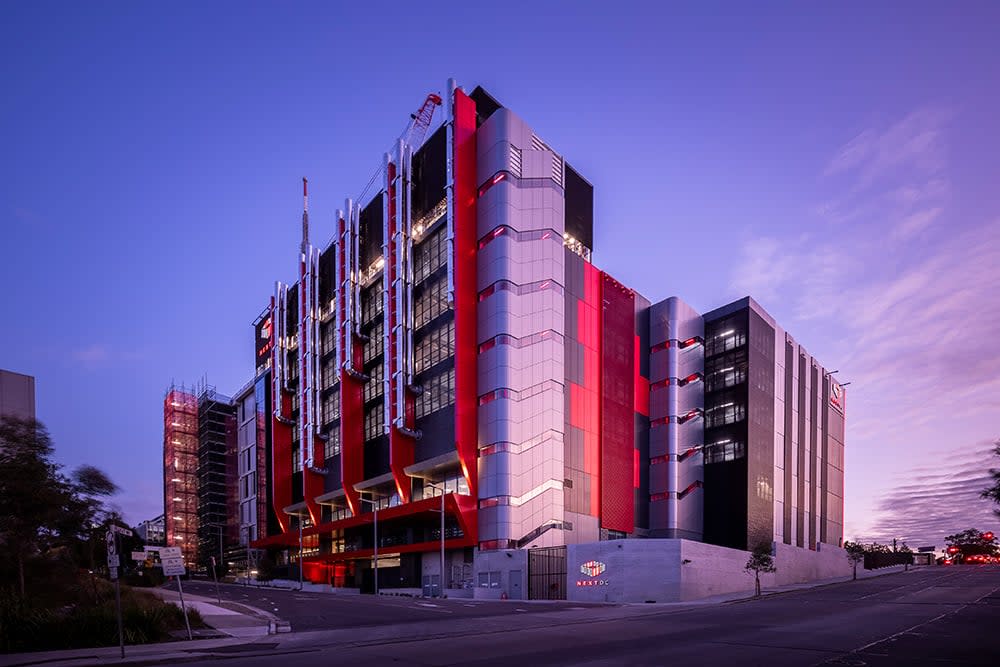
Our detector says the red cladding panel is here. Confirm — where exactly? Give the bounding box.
[600,273,635,533]
[454,89,478,541]
[271,396,293,534]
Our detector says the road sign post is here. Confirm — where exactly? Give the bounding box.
[106,528,125,659]
[175,576,193,641]
[209,556,222,604]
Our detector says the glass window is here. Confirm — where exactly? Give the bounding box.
[416,368,455,419]
[415,319,455,374]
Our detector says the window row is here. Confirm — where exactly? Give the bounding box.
[324,430,341,459]
[415,320,455,374]
[704,439,746,464]
[414,226,448,284]
[704,325,747,357]
[320,390,340,425]
[705,364,747,393]
[364,363,384,403]
[703,401,746,428]
[416,368,455,419]
[363,404,384,441]
[363,321,384,364]
[414,276,450,329]
[362,280,383,324]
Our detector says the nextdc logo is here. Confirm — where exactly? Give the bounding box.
[831,381,843,409]
[577,560,609,587]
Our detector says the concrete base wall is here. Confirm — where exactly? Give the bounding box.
[565,539,853,603]
[474,549,528,600]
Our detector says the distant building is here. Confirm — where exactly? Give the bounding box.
[136,514,166,546]
[196,387,238,568]
[164,386,199,566]
[163,383,240,570]
[0,369,35,420]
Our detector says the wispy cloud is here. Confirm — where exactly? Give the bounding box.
[71,343,147,368]
[729,107,1000,544]
[854,440,999,549]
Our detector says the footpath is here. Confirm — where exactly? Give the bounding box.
[0,590,285,667]
[0,565,919,667]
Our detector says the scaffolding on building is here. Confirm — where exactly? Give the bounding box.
[164,384,199,567]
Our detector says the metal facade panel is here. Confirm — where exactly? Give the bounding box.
[600,273,635,534]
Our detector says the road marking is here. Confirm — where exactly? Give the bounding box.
[515,608,527,612]
[416,602,440,607]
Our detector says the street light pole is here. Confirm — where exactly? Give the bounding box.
[360,497,379,596]
[298,514,304,590]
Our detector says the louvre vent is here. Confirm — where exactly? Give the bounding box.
[509,143,522,177]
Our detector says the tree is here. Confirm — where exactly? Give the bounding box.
[944,528,998,559]
[745,543,777,597]
[0,416,119,596]
[982,439,1000,517]
[844,541,865,580]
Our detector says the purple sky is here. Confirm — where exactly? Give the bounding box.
[2,3,998,549]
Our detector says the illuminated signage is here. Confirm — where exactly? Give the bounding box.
[255,316,274,361]
[577,560,609,586]
[830,381,844,410]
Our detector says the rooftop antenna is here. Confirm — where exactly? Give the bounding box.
[301,177,309,253]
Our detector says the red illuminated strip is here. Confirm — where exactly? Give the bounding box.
[677,481,704,499]
[478,379,564,406]
[477,170,510,198]
[478,278,564,301]
[477,225,560,250]
[478,329,563,353]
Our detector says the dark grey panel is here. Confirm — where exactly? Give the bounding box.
[747,310,775,551]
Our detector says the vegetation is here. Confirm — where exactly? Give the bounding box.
[744,543,777,597]
[944,528,998,558]
[982,439,1000,517]
[0,415,200,652]
[843,541,866,580]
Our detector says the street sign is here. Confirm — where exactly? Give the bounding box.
[109,566,118,580]
[917,545,936,553]
[108,554,120,568]
[131,551,147,561]
[109,524,133,537]
[161,557,186,577]
[159,546,182,559]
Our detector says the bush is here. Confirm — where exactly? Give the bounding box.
[0,578,204,652]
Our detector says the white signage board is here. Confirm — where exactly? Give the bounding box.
[161,557,186,577]
[109,524,133,536]
[131,551,147,561]
[159,546,182,559]
[108,554,120,568]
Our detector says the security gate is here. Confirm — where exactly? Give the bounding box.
[528,546,566,600]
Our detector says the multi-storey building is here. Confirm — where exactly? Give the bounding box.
[241,81,847,596]
[196,387,238,569]
[136,514,166,546]
[0,368,35,420]
[164,386,199,566]
[163,383,240,570]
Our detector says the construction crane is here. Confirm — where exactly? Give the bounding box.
[357,92,443,205]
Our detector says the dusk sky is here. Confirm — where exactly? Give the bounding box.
[2,2,998,550]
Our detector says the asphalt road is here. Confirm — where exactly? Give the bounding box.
[170,566,1000,666]
[162,578,602,631]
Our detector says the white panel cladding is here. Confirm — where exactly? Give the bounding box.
[476,106,567,548]
[648,297,704,540]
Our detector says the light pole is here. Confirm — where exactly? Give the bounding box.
[359,497,379,596]
[298,514,304,590]
[427,482,446,597]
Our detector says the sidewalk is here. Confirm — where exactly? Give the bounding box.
[150,588,288,638]
[0,591,285,667]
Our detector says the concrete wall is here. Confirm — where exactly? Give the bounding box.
[473,548,528,600]
[565,539,853,603]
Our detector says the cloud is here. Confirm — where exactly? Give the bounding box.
[73,344,112,365]
[730,107,1000,545]
[71,344,147,368]
[854,440,1000,549]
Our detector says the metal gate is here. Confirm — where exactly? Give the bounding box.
[528,546,566,600]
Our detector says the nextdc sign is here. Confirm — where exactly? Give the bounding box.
[577,560,609,587]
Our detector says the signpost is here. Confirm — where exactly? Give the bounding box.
[105,526,131,659]
[159,551,192,640]
[209,556,222,604]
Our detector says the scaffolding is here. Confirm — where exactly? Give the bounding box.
[164,384,199,567]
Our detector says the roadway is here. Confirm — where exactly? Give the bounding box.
[168,565,1000,666]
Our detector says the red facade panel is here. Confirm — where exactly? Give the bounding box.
[453,88,479,541]
[600,273,635,533]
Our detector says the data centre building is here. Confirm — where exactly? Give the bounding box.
[242,81,846,595]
